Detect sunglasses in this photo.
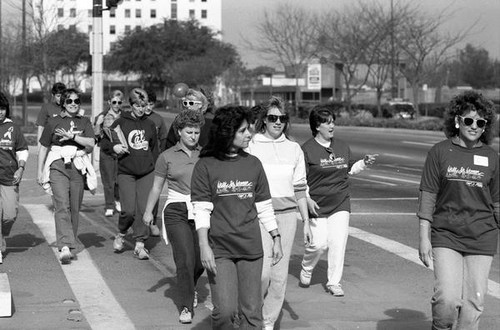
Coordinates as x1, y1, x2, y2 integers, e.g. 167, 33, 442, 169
111, 100, 122, 105
65, 98, 81, 105
266, 114, 289, 123
459, 116, 487, 128
182, 100, 202, 107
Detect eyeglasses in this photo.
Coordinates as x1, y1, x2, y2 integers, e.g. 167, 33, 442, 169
65, 98, 81, 105
111, 100, 122, 105
266, 114, 289, 123
459, 116, 487, 128
182, 100, 202, 107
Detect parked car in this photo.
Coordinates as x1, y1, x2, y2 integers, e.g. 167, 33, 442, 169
383, 100, 416, 119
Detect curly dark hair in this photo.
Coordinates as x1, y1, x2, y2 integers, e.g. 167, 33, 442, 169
173, 109, 205, 132
0, 92, 10, 118
200, 105, 252, 160
254, 96, 290, 136
443, 90, 496, 145
309, 104, 336, 137
51, 82, 66, 95
59, 88, 82, 111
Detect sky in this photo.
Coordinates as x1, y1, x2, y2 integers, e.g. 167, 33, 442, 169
221, 0, 500, 68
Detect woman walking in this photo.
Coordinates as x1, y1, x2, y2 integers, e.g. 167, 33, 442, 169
246, 96, 309, 330
191, 105, 283, 329
418, 91, 499, 330
143, 110, 205, 324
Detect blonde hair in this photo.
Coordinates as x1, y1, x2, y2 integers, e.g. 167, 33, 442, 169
184, 89, 209, 113
109, 89, 124, 100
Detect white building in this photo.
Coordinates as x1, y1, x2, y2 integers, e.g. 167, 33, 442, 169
38, 0, 222, 54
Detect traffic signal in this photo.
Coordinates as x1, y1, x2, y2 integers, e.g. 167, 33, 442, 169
105, 0, 123, 9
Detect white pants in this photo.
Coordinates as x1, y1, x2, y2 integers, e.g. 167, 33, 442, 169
301, 211, 349, 286
260, 211, 297, 329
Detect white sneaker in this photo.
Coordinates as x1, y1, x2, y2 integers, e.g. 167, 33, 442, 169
114, 201, 121, 213
113, 233, 125, 252
299, 268, 312, 287
59, 246, 73, 264
327, 284, 344, 297
179, 307, 192, 324
193, 290, 198, 308
134, 242, 149, 260
0, 251, 3, 264
105, 209, 114, 217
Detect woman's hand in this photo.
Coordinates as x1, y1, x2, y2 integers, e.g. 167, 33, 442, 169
303, 221, 313, 247
363, 154, 379, 165
419, 237, 433, 268
55, 128, 74, 141
271, 237, 283, 266
143, 212, 154, 226
113, 144, 129, 155
306, 197, 319, 217
200, 244, 217, 275
12, 167, 24, 185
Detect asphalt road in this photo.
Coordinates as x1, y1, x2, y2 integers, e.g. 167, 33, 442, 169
1, 112, 499, 329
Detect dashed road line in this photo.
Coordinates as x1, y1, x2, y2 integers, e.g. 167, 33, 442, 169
24, 204, 136, 330
349, 225, 500, 299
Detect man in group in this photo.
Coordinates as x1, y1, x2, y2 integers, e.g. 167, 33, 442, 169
36, 82, 66, 150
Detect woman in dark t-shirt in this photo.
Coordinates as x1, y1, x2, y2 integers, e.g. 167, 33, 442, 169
418, 91, 499, 329
191, 105, 283, 329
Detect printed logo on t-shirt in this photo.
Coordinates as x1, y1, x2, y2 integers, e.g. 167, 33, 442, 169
127, 129, 149, 150
216, 180, 254, 199
320, 156, 348, 169
69, 120, 83, 137
0, 126, 14, 150
446, 165, 484, 188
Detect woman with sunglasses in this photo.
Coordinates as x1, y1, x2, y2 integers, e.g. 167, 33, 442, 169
246, 96, 309, 330
94, 90, 124, 217
166, 88, 212, 149
191, 105, 283, 329
418, 91, 499, 330
101, 88, 159, 260
37, 88, 95, 264
299, 105, 377, 297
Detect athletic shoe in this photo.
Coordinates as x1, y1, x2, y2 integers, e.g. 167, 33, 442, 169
115, 201, 121, 213
179, 307, 192, 324
113, 233, 125, 252
59, 246, 73, 264
0, 251, 3, 264
327, 284, 344, 297
134, 242, 149, 260
149, 224, 160, 237
299, 268, 311, 287
193, 291, 198, 308
105, 209, 114, 217
1, 237, 6, 253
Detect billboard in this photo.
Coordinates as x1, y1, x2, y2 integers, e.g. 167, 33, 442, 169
307, 64, 321, 90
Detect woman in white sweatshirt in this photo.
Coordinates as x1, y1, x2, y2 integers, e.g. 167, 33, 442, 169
246, 96, 310, 330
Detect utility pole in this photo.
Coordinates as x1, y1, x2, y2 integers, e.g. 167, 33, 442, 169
390, 0, 396, 99
92, 0, 104, 123
22, 0, 27, 126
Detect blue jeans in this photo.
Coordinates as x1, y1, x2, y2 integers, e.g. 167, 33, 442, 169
431, 247, 493, 330
49, 160, 85, 250
209, 257, 263, 329
164, 203, 204, 312
99, 150, 119, 210
117, 172, 153, 242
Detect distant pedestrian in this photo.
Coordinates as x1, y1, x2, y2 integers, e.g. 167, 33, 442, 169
143, 109, 205, 324
36, 82, 66, 150
101, 88, 159, 260
37, 88, 96, 264
246, 96, 309, 330
418, 91, 499, 330
94, 90, 123, 217
299, 105, 377, 296
0, 92, 29, 264
165, 88, 212, 148
191, 105, 283, 329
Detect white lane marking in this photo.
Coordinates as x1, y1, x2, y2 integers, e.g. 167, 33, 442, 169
350, 176, 397, 186
351, 197, 418, 201
402, 141, 435, 147
349, 225, 500, 299
368, 174, 421, 185
381, 164, 422, 172
24, 204, 135, 330
381, 153, 413, 159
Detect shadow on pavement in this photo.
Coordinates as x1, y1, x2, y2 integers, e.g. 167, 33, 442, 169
376, 308, 431, 330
